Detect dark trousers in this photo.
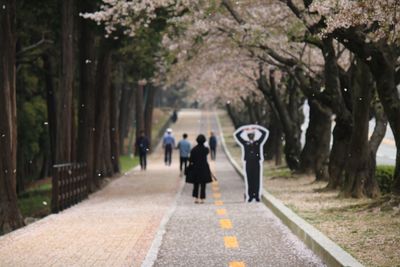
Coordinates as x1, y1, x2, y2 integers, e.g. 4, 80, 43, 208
210, 147, 216, 160
139, 152, 147, 170
180, 157, 189, 172
164, 144, 172, 165
192, 183, 206, 199
245, 161, 260, 200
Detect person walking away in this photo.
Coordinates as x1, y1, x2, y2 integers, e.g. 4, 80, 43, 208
171, 109, 178, 123
163, 128, 175, 166
209, 131, 218, 160
186, 134, 212, 204
234, 125, 268, 202
135, 130, 150, 170
177, 133, 191, 176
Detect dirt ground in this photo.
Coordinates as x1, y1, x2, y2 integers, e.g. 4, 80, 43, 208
218, 111, 400, 267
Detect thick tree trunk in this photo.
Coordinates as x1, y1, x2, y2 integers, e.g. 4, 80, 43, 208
331, 30, 400, 195
56, 0, 74, 163
0, 0, 24, 233
342, 61, 380, 198
144, 85, 157, 149
42, 53, 57, 166
226, 103, 240, 129
135, 83, 145, 155
369, 49, 400, 195
300, 100, 331, 180
322, 38, 353, 190
77, 0, 96, 191
93, 40, 112, 183
110, 84, 120, 173
327, 120, 352, 189
102, 94, 113, 177
268, 71, 301, 170
118, 84, 135, 154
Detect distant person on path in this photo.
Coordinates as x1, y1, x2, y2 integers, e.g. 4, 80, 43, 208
135, 130, 150, 170
186, 134, 213, 204
209, 131, 217, 160
163, 128, 175, 166
176, 133, 191, 176
171, 109, 178, 123
234, 125, 269, 202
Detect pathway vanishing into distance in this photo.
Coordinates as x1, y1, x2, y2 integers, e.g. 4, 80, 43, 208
0, 109, 325, 267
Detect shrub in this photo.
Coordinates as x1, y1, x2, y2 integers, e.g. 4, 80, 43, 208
375, 165, 395, 194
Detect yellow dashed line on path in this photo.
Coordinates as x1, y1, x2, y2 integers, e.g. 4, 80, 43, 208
220, 219, 233, 229
213, 193, 222, 199
229, 262, 246, 267
224, 236, 239, 248
215, 200, 224, 206
216, 209, 227, 216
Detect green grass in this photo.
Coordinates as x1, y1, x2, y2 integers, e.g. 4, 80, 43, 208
18, 182, 52, 218
119, 155, 140, 173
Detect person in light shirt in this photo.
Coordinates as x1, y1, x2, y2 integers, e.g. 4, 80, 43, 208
163, 128, 175, 166
176, 133, 191, 176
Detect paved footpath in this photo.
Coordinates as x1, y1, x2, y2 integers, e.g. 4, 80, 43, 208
0, 109, 325, 267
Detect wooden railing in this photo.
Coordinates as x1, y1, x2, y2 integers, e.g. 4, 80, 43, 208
51, 163, 88, 213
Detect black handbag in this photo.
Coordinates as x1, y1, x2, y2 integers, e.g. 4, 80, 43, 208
185, 163, 194, 183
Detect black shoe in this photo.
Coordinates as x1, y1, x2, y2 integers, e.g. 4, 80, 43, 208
248, 198, 254, 203
255, 197, 260, 202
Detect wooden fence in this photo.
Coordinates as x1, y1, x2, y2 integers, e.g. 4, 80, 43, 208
51, 163, 88, 213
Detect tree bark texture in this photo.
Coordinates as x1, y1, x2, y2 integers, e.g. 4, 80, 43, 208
110, 84, 120, 173
118, 84, 135, 154
42, 53, 57, 166
342, 60, 380, 198
299, 100, 331, 181
144, 85, 157, 149
77, 1, 96, 191
135, 83, 145, 155
93, 40, 112, 184
0, 0, 24, 234
56, 0, 74, 164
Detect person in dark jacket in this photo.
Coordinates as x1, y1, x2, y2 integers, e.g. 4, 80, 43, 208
186, 134, 212, 204
135, 130, 150, 170
234, 125, 268, 202
209, 131, 217, 160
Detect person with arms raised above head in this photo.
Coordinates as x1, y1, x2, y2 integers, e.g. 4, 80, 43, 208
234, 124, 269, 202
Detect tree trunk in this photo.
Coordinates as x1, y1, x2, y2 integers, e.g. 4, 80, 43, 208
322, 38, 353, 190
56, 0, 75, 164
118, 84, 135, 154
77, 0, 96, 191
226, 103, 240, 129
102, 93, 113, 177
144, 85, 157, 149
342, 60, 380, 198
135, 83, 145, 155
42, 53, 57, 166
93, 40, 112, 183
369, 49, 400, 195
268, 71, 301, 170
327, 119, 352, 190
110, 84, 120, 173
0, 0, 24, 233
299, 100, 331, 180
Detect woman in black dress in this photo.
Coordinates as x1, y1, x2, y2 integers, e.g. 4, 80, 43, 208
186, 134, 212, 203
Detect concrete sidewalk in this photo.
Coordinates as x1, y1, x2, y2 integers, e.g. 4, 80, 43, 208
151, 110, 325, 267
